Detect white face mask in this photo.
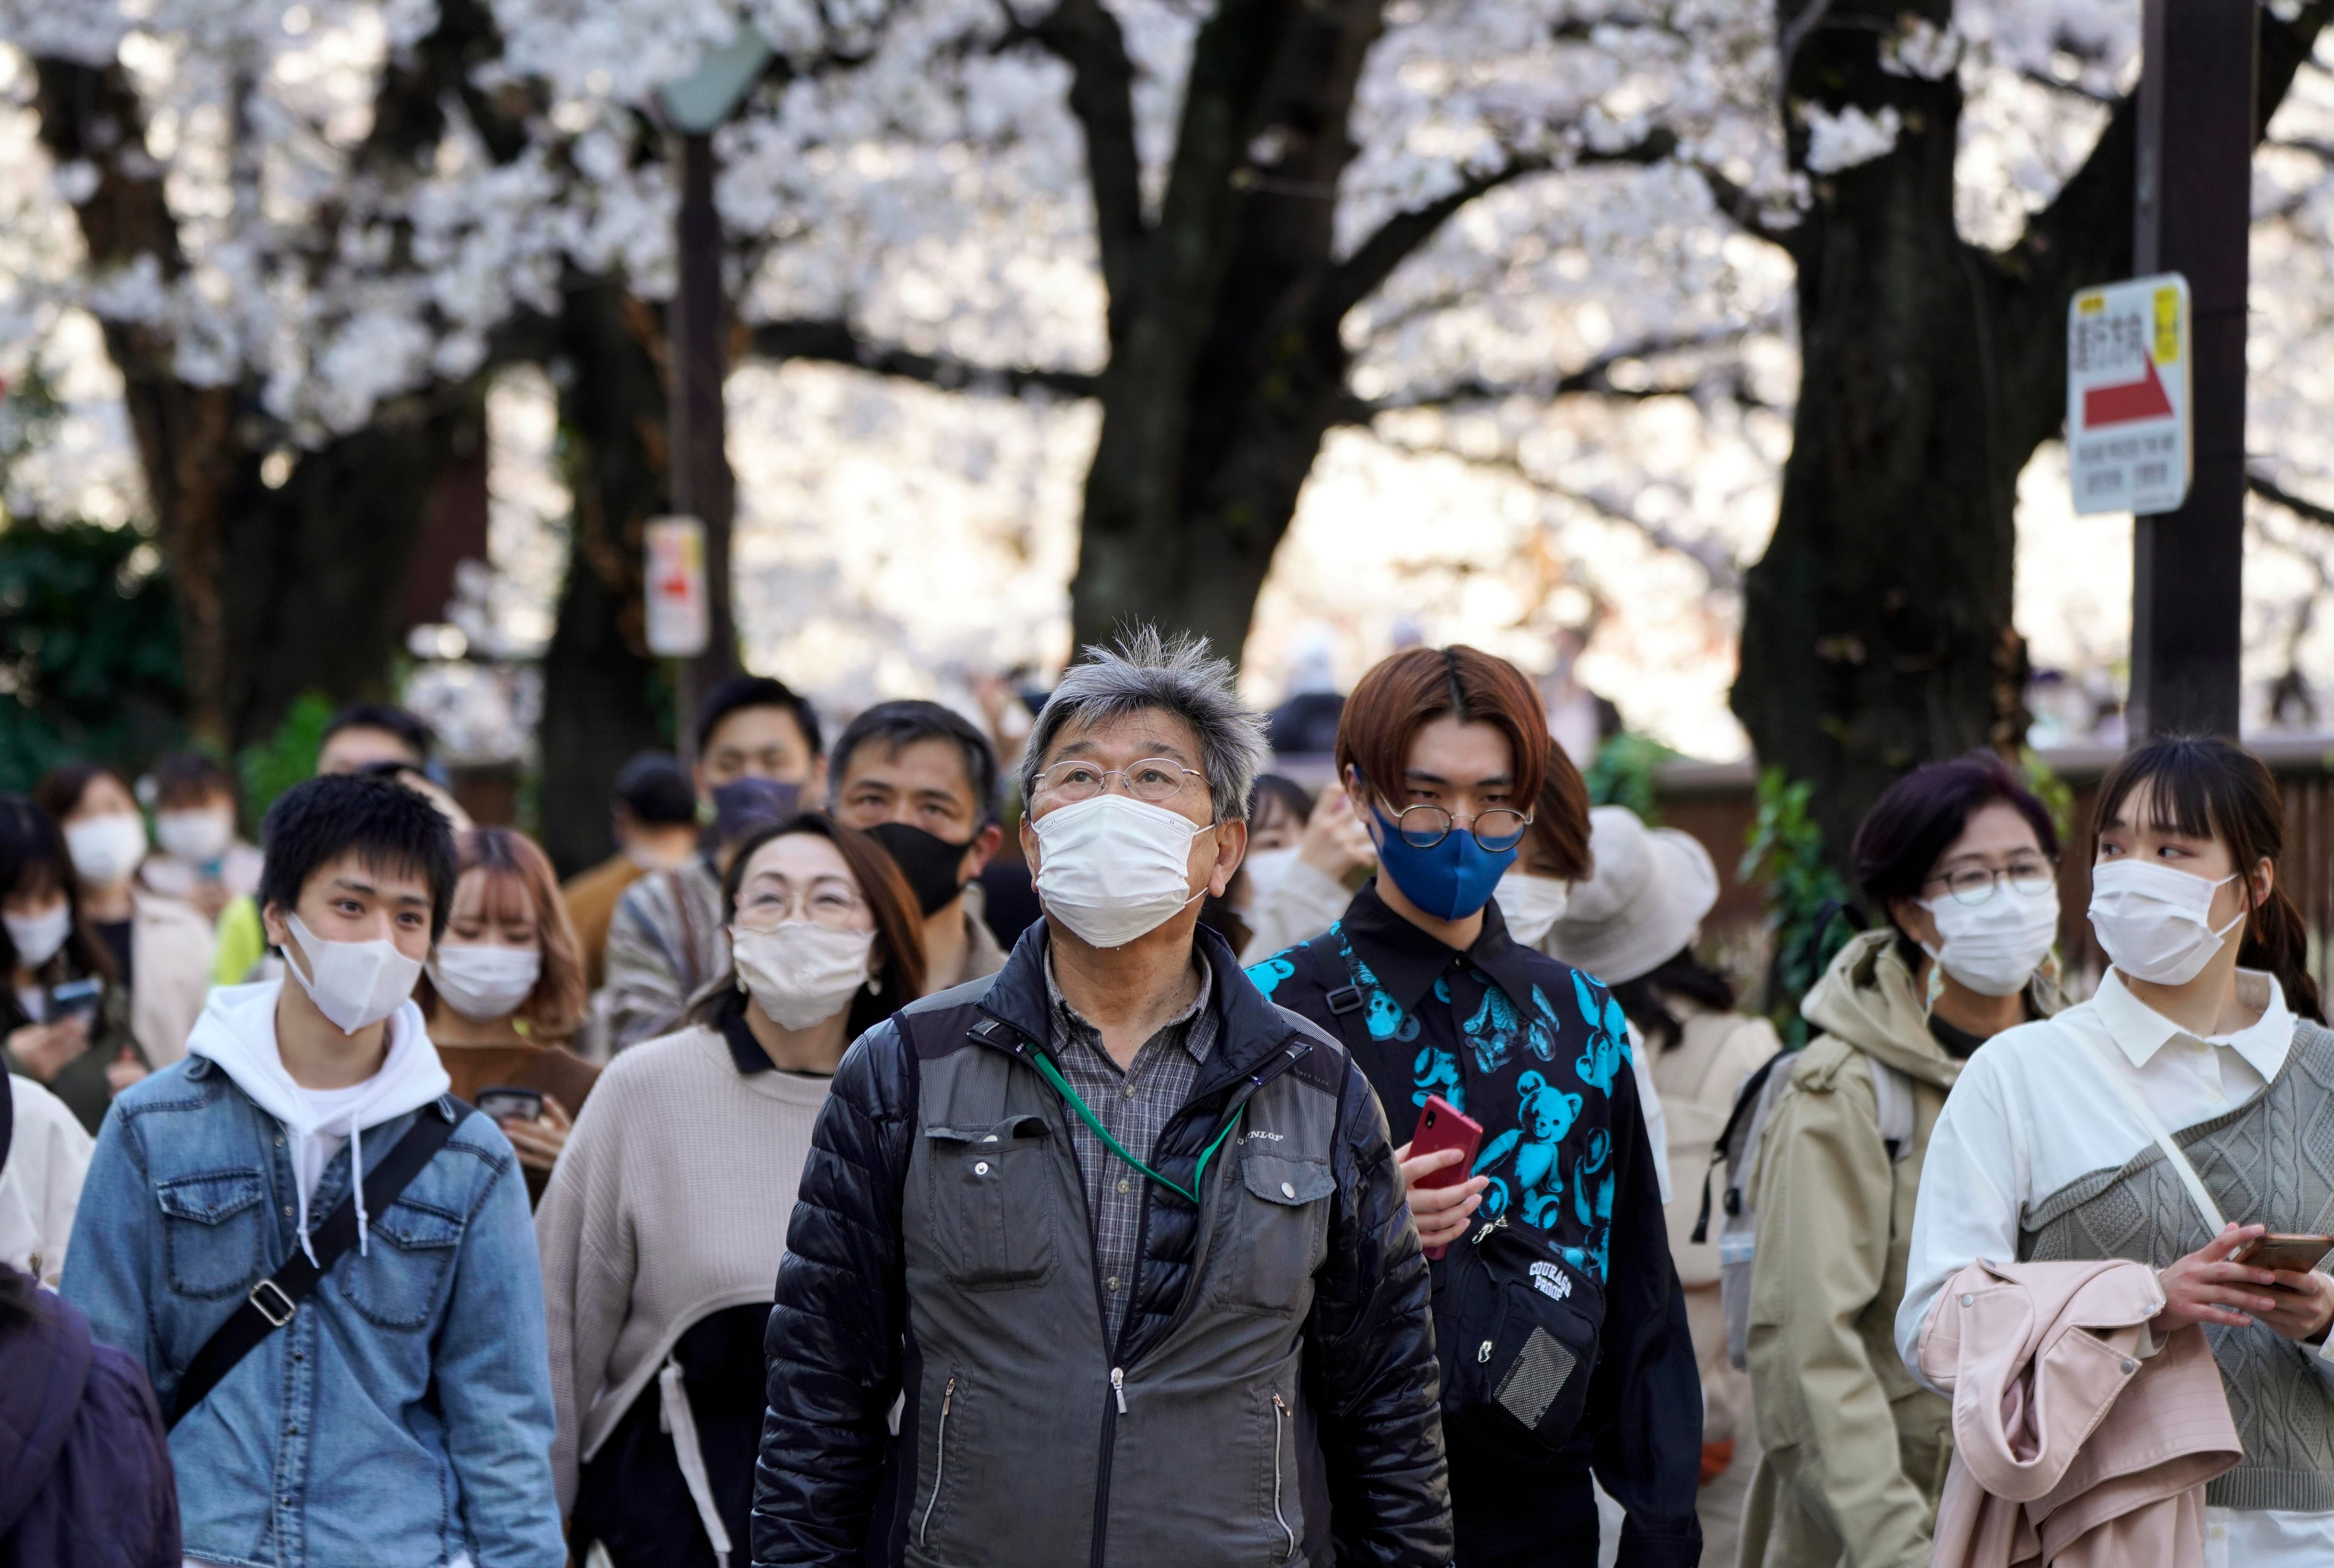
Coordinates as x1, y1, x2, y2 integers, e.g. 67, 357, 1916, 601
1921, 882, 2060, 998
1496, 870, 1572, 948
2088, 859, 2246, 987
428, 944, 542, 1022
283, 910, 425, 1035
155, 809, 234, 865
1242, 846, 1300, 903
1031, 793, 1212, 950
65, 813, 147, 887
732, 922, 874, 1031
4, 903, 72, 968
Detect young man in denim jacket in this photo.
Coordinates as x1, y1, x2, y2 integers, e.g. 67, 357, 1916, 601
63, 773, 562, 1568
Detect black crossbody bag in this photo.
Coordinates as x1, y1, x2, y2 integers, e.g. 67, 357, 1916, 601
168, 1097, 467, 1429
1299, 931, 1602, 1455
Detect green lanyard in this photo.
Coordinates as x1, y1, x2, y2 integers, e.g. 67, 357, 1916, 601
1027, 1048, 1244, 1205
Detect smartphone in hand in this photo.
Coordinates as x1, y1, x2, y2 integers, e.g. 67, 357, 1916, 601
1412, 1095, 1484, 1260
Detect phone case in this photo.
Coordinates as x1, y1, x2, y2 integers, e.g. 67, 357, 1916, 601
1412, 1095, 1484, 1190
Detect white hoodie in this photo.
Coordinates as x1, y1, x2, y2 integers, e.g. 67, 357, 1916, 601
185, 980, 451, 1262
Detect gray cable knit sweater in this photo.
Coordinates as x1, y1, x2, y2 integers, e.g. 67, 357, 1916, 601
2023, 1019, 2334, 1512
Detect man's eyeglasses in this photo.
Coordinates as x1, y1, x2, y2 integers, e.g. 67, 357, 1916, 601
1383, 803, 1533, 853
1927, 861, 2057, 904
1033, 759, 1206, 806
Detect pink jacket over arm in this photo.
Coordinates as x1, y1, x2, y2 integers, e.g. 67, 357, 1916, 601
1916, 1258, 2240, 1568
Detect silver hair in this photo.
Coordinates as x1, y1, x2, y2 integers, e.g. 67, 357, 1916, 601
1021, 626, 1270, 821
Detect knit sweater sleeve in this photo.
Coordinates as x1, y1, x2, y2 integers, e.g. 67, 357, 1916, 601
536, 1045, 640, 1515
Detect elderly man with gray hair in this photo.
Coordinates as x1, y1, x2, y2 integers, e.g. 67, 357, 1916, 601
755, 628, 1451, 1568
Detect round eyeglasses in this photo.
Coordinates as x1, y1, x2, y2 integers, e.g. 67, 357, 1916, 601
1383, 803, 1533, 853
1929, 861, 2057, 904
733, 879, 871, 932
1033, 758, 1205, 806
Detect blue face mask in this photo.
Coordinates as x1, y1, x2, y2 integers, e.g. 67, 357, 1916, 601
1371, 806, 1518, 922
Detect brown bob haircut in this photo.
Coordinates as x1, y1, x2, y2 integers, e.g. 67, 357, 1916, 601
1523, 738, 1594, 882
692, 812, 928, 1040
1336, 646, 1551, 814
421, 826, 589, 1038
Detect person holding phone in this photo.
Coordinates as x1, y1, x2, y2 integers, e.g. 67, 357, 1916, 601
1248, 646, 1701, 1567
1, 795, 146, 1134
539, 813, 925, 1568
1898, 736, 2334, 1564
421, 827, 599, 1204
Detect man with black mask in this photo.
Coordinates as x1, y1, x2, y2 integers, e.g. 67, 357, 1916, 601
829, 700, 1006, 990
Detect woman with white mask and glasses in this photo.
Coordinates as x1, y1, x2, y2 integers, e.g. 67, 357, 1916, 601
1897, 737, 2334, 1566
421, 827, 598, 1204
538, 813, 925, 1568
33, 764, 213, 1090
1226, 773, 1378, 966
1740, 751, 2067, 1568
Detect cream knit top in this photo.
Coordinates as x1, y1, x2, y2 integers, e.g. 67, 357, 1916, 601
535, 1022, 832, 1511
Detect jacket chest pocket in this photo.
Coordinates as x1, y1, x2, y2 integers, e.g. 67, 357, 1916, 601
156, 1170, 267, 1299
335, 1199, 465, 1330
922, 1117, 1057, 1291
1207, 1154, 1334, 1317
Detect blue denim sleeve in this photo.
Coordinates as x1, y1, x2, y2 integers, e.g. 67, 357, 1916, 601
434, 1116, 565, 1567
60, 1105, 166, 1398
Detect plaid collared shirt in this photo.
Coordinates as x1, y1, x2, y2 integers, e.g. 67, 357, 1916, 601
1044, 948, 1218, 1351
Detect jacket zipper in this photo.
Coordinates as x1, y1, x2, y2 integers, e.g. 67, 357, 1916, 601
918, 1376, 956, 1547
969, 1021, 1314, 1568
1271, 1392, 1294, 1562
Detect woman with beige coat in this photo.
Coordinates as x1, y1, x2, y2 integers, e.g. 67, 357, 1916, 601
1740, 753, 2067, 1568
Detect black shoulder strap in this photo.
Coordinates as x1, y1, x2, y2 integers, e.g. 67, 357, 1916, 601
1300, 929, 1373, 1057
168, 1097, 468, 1429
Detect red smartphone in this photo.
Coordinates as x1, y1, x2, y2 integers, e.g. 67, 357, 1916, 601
1410, 1095, 1485, 1260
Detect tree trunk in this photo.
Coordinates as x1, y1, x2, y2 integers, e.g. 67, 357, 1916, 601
535, 281, 674, 876
1730, 0, 2327, 874
1730, 1, 2019, 865
1062, 0, 1383, 663
216, 397, 478, 747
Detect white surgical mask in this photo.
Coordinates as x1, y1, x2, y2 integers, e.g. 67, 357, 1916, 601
1921, 882, 2059, 998
284, 911, 424, 1035
732, 922, 874, 1030
1032, 793, 1210, 949
1242, 846, 1300, 903
155, 809, 234, 866
65, 813, 147, 887
4, 903, 72, 968
1496, 871, 1572, 948
428, 944, 542, 1021
2088, 859, 2246, 987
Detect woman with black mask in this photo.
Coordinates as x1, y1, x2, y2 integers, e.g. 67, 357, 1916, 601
1248, 645, 1702, 1567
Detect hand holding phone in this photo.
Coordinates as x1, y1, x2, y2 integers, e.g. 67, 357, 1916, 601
1402, 1096, 1487, 1260
476, 1086, 545, 1123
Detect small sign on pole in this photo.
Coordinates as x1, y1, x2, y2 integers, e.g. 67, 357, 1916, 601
2067, 273, 2192, 516
645, 516, 710, 658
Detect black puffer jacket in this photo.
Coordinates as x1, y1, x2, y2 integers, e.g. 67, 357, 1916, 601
753, 921, 1450, 1568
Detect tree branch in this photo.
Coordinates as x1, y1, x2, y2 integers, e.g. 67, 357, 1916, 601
1689, 160, 1799, 251
1369, 432, 1744, 591
1017, 0, 1147, 318
1319, 128, 1678, 327
2250, 469, 2334, 530
1341, 324, 1762, 419
746, 317, 1100, 399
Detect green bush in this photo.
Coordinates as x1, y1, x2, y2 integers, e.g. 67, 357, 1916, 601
0, 521, 185, 792
1739, 766, 1858, 1048
236, 692, 336, 830
1584, 731, 1681, 823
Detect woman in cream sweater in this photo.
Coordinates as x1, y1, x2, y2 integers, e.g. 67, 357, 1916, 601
538, 813, 926, 1568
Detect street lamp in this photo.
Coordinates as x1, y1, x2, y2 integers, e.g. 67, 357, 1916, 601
655, 25, 770, 759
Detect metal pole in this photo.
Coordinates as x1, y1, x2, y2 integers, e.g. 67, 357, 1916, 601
668, 128, 738, 758
2127, 0, 2253, 740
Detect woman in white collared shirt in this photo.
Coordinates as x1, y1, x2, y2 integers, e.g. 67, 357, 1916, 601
1898, 735, 2334, 1565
